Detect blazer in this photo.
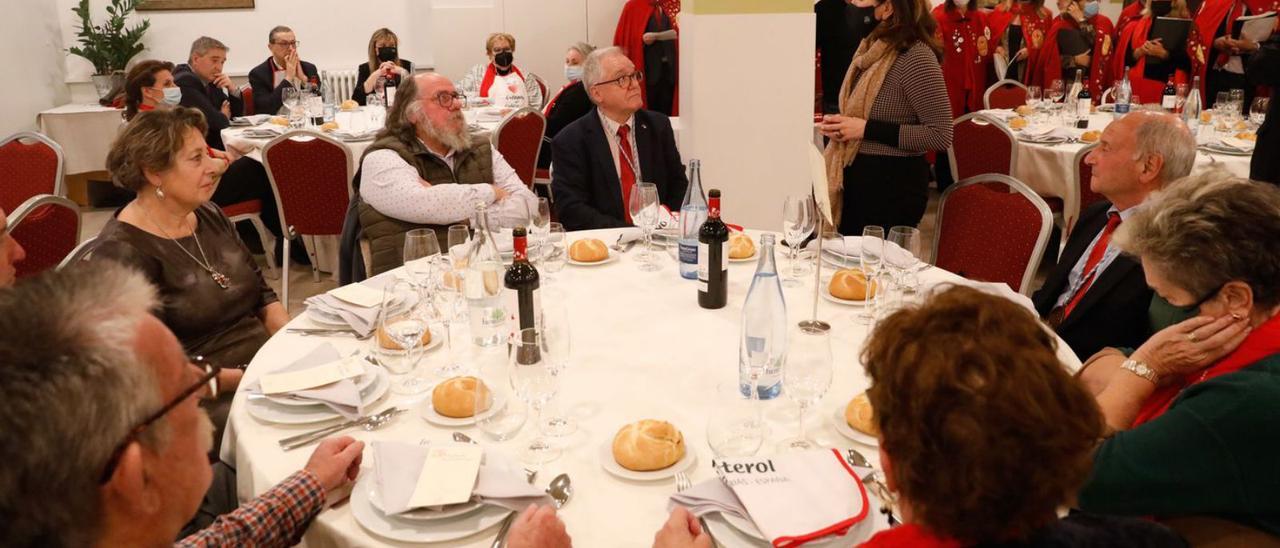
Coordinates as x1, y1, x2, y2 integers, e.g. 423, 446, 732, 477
550, 108, 688, 231
352, 58, 413, 106
248, 57, 320, 116
1031, 201, 1153, 361
173, 63, 242, 151
539, 81, 592, 169
1248, 35, 1280, 186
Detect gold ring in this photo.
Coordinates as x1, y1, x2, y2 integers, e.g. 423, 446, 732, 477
1187, 332, 1199, 343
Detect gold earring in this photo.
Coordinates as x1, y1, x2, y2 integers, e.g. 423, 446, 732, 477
155, 186, 165, 200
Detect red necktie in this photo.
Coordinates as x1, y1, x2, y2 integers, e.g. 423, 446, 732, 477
1061, 212, 1122, 319
617, 124, 638, 224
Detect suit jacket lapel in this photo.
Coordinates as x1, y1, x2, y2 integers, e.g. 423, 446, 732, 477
1059, 255, 1140, 331
584, 111, 624, 217
1036, 208, 1107, 313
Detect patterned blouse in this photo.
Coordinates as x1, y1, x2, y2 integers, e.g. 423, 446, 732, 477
854, 41, 955, 157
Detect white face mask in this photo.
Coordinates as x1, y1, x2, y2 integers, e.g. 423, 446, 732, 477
564, 65, 583, 82
951, 0, 968, 7
161, 86, 183, 106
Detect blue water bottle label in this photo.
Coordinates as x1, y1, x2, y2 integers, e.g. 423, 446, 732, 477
1115, 103, 1130, 114
679, 241, 697, 264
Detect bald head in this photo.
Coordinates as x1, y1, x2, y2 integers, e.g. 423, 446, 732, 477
1085, 111, 1196, 210
1126, 111, 1196, 183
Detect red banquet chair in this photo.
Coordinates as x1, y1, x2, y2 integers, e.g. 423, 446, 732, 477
0, 132, 65, 214
222, 198, 277, 278
933, 174, 1053, 295
491, 107, 547, 190
1069, 143, 1105, 236
8, 194, 80, 279
949, 113, 1018, 182
262, 131, 353, 311
529, 73, 549, 109
984, 79, 1029, 110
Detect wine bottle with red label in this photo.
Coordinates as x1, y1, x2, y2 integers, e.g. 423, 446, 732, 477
698, 189, 729, 309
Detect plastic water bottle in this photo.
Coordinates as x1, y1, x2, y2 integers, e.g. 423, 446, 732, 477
739, 234, 786, 400
1114, 68, 1132, 118
678, 159, 708, 280
465, 203, 505, 347
1183, 76, 1203, 137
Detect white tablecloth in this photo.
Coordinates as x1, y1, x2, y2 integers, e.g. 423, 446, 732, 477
223, 228, 1082, 547
36, 103, 124, 175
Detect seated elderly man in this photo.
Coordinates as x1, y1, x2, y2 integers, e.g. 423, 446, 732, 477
1031, 111, 1196, 361
354, 72, 537, 275
0, 264, 572, 547
173, 36, 241, 150
0, 207, 26, 287
248, 25, 320, 116
550, 46, 688, 231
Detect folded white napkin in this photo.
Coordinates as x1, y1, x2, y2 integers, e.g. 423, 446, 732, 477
245, 344, 364, 419
371, 440, 552, 515
1217, 136, 1256, 152
330, 128, 377, 140
804, 236, 920, 269
242, 125, 285, 138
1020, 125, 1077, 142
232, 114, 272, 125
670, 449, 874, 546
981, 108, 1019, 122
303, 292, 381, 336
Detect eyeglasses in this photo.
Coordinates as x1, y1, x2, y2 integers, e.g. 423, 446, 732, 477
97, 356, 221, 484
593, 71, 644, 89
431, 91, 466, 107
272, 40, 299, 47
491, 47, 513, 54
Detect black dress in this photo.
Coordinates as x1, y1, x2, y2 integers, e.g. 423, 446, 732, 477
539, 81, 592, 169
352, 59, 414, 105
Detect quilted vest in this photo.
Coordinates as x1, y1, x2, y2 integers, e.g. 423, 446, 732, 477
356, 133, 493, 275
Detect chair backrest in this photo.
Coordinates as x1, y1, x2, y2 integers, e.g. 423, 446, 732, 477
491, 107, 547, 189
1067, 143, 1105, 235
984, 79, 1029, 110
0, 132, 65, 213
58, 235, 98, 270
240, 84, 255, 116
529, 73, 549, 108
262, 131, 353, 237
933, 174, 1053, 295
948, 113, 1018, 182
8, 194, 80, 279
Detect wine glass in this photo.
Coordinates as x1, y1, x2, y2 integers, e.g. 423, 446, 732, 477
858, 226, 885, 324
527, 197, 551, 263
1027, 85, 1043, 122
1251, 97, 1269, 128
541, 222, 567, 283
378, 280, 431, 395
509, 328, 561, 464
431, 259, 466, 378
629, 182, 661, 271
282, 86, 301, 113
1048, 79, 1065, 108
887, 226, 922, 294
447, 224, 470, 270
475, 335, 527, 442
782, 195, 817, 287
707, 382, 764, 458
403, 229, 441, 293
779, 326, 833, 451
1229, 89, 1245, 115
538, 304, 576, 437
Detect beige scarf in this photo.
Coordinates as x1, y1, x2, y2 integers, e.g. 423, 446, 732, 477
823, 39, 899, 225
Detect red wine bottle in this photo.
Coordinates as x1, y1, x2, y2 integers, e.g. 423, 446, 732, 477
504, 227, 540, 334
698, 189, 729, 309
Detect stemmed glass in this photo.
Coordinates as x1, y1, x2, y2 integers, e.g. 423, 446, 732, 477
403, 229, 441, 294
886, 226, 922, 294
1027, 85, 1043, 123
528, 198, 552, 263
509, 328, 561, 464
858, 226, 885, 324
539, 304, 576, 437
431, 258, 466, 378
1251, 97, 1269, 128
1048, 79, 1065, 118
782, 195, 817, 287
541, 222, 567, 283
779, 326, 833, 451
1229, 89, 1245, 116
447, 224, 470, 270
378, 280, 431, 395
707, 382, 764, 458
628, 182, 661, 271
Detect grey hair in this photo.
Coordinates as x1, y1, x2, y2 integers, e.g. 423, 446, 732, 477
188, 36, 228, 62
268, 25, 293, 43
1114, 170, 1280, 307
0, 263, 164, 546
567, 41, 596, 61
581, 46, 628, 92
1129, 112, 1196, 184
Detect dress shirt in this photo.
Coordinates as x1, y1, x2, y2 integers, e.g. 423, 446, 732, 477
270, 57, 288, 89
597, 110, 642, 182
176, 470, 323, 547
1053, 204, 1142, 308
359, 140, 536, 227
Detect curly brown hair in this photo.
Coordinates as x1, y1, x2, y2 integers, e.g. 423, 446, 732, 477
862, 285, 1104, 543
106, 107, 208, 192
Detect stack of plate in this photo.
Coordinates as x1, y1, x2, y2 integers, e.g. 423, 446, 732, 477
351, 463, 511, 542
245, 366, 390, 424
305, 290, 417, 329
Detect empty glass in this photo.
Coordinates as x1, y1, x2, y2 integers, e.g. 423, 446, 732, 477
1048, 79, 1065, 111
1229, 89, 1245, 115
431, 261, 466, 378
857, 226, 885, 324
538, 304, 577, 437
782, 195, 817, 287
541, 222, 567, 283
887, 226, 922, 293
707, 382, 764, 458
629, 182, 661, 270
378, 280, 431, 395
1251, 97, 1269, 128
447, 224, 470, 270
778, 326, 833, 451
403, 229, 441, 293
509, 328, 561, 464
528, 198, 552, 262
475, 343, 527, 442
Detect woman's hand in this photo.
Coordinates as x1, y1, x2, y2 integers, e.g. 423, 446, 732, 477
1131, 314, 1251, 382
1073, 52, 1091, 67
1144, 39, 1169, 60
1014, 47, 1029, 62
817, 114, 867, 142
1065, 2, 1085, 21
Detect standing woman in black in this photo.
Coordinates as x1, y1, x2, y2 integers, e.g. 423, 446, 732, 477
819, 0, 953, 234
353, 28, 414, 105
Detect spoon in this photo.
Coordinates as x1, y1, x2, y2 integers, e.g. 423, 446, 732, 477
491, 474, 571, 547
453, 431, 476, 444
845, 449, 900, 525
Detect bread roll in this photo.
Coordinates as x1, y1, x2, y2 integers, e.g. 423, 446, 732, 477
1015, 105, 1033, 116
569, 239, 609, 262
432, 376, 491, 419
1009, 117, 1029, 130
829, 269, 877, 301
845, 393, 879, 436
376, 324, 432, 350
269, 116, 288, 126
340, 99, 359, 111
320, 121, 338, 132
1080, 130, 1101, 143
1236, 132, 1257, 142
729, 232, 755, 259
612, 420, 685, 471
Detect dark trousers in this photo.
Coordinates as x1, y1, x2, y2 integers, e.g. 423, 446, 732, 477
178, 461, 239, 539
838, 153, 931, 235
646, 78, 675, 116
213, 157, 282, 240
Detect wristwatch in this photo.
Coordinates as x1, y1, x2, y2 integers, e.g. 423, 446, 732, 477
1121, 358, 1159, 384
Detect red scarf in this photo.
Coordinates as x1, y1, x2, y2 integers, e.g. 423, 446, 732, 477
1132, 313, 1280, 427
859, 523, 964, 548
613, 0, 681, 114
478, 63, 524, 98
543, 82, 576, 117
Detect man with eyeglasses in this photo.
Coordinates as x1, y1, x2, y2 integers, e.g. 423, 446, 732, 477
349, 73, 538, 276
248, 25, 320, 116
550, 47, 688, 231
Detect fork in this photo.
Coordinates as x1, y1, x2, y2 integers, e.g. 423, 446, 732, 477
674, 472, 716, 546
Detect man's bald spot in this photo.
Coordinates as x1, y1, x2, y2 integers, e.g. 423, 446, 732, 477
414, 73, 454, 97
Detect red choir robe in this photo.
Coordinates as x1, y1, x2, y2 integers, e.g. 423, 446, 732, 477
613, 0, 680, 115
1193, 0, 1249, 94
989, 4, 1055, 84
1116, 1, 1145, 36
1110, 15, 1194, 103
1035, 14, 1117, 101
934, 3, 994, 115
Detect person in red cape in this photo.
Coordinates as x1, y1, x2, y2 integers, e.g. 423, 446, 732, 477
1196, 0, 1260, 108
1076, 174, 1280, 537
1034, 0, 1116, 100
989, 0, 1054, 83
934, 0, 993, 115
1116, 0, 1145, 36
614, 0, 680, 116
1109, 0, 1195, 104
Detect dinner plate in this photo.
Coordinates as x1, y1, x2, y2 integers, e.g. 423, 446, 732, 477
1200, 143, 1253, 156
367, 482, 484, 522
832, 407, 880, 447
263, 366, 380, 407
419, 392, 509, 426
373, 325, 445, 357
1018, 135, 1069, 145
351, 477, 509, 543
820, 284, 870, 307
707, 484, 888, 546
597, 441, 696, 481
729, 252, 758, 263
245, 366, 390, 425
567, 250, 619, 266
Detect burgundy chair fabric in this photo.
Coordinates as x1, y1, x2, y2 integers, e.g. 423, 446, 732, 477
935, 178, 1049, 294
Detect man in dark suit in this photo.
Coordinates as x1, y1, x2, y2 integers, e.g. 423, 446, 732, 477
550, 46, 687, 231
1032, 111, 1197, 361
173, 36, 240, 151
1248, 34, 1280, 186
816, 0, 875, 114
248, 25, 320, 116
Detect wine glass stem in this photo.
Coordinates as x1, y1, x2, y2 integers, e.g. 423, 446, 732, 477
531, 402, 545, 447
797, 403, 808, 442
749, 372, 760, 403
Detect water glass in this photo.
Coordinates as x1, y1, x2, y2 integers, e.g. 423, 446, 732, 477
857, 226, 885, 324
509, 328, 561, 464
431, 262, 466, 378
528, 197, 552, 262
447, 224, 471, 270
474, 344, 527, 442
378, 280, 431, 395
887, 226, 922, 293
541, 223, 567, 283
538, 304, 577, 437
628, 182, 661, 270
1251, 97, 1269, 127
1048, 79, 1065, 108
403, 229, 441, 292
707, 383, 764, 458
779, 326, 833, 451
1229, 89, 1245, 115
782, 195, 817, 287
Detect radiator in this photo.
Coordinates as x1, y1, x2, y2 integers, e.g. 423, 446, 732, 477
321, 69, 358, 103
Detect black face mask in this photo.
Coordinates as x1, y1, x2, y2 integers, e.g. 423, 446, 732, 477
1151, 0, 1173, 16
377, 46, 398, 63
494, 51, 514, 68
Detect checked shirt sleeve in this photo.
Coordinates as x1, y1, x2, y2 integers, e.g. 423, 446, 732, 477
175, 470, 325, 548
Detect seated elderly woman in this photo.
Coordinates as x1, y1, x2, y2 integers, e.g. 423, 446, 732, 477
1077, 172, 1280, 538
654, 286, 1183, 547
90, 108, 288, 443
457, 32, 543, 108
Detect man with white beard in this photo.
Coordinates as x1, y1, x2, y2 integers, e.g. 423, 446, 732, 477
354, 73, 537, 275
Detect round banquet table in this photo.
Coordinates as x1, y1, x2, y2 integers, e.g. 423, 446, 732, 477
223, 228, 1084, 547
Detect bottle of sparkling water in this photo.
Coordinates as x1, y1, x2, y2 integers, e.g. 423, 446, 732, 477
465, 203, 505, 347
1114, 67, 1133, 117
678, 159, 708, 280
739, 234, 786, 400
1183, 76, 1203, 137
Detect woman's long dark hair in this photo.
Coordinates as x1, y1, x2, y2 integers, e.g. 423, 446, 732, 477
123, 60, 175, 121
869, 0, 943, 57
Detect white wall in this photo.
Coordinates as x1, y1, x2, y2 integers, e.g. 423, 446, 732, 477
0, 1, 70, 135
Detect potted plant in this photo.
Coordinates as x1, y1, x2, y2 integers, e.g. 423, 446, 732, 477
68, 0, 150, 101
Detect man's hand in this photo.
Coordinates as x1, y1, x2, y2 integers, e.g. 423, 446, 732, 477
492, 184, 510, 202
220, 100, 232, 119
506, 504, 571, 548
652, 507, 712, 548
304, 437, 364, 500
211, 73, 234, 92
287, 51, 305, 82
